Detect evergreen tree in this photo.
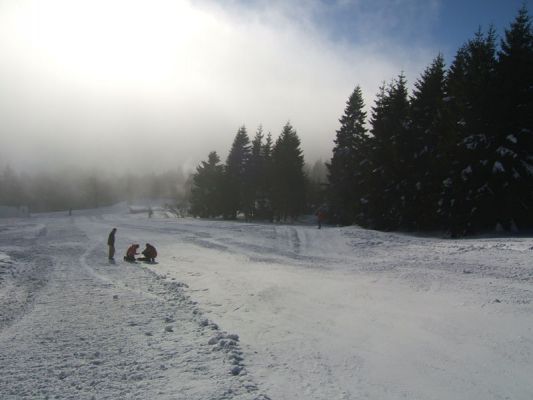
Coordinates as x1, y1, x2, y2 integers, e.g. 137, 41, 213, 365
440, 28, 498, 235
262, 132, 273, 160
327, 85, 368, 225
271, 122, 306, 221
307, 159, 328, 210
246, 125, 265, 219
492, 6, 533, 229
366, 75, 410, 230
407, 54, 447, 229
224, 126, 251, 219
246, 125, 278, 220
0, 165, 25, 207
258, 132, 275, 220
364, 84, 386, 228
190, 151, 224, 218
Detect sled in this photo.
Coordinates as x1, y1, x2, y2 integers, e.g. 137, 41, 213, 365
137, 258, 158, 265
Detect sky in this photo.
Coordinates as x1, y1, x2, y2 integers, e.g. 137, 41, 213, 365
0, 0, 530, 175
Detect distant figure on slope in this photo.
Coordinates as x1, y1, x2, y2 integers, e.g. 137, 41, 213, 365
107, 228, 117, 260
138, 243, 157, 263
315, 206, 327, 229
124, 244, 140, 262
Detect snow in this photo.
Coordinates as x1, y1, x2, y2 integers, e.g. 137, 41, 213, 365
1, 205, 533, 399
496, 146, 516, 158
506, 134, 518, 144
522, 160, 533, 176
461, 165, 472, 180
493, 161, 505, 173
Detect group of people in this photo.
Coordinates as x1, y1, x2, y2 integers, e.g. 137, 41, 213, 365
107, 228, 158, 263
124, 242, 157, 263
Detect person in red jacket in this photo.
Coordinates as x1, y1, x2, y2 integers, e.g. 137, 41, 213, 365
315, 206, 327, 229
138, 243, 157, 263
124, 244, 139, 262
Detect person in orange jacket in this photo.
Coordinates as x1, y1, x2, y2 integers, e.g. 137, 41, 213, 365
124, 244, 140, 262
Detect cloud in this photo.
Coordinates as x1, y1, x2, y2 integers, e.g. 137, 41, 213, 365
0, 0, 438, 173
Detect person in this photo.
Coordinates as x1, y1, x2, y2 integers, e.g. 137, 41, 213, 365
138, 243, 157, 263
124, 244, 140, 262
315, 206, 327, 229
107, 228, 117, 260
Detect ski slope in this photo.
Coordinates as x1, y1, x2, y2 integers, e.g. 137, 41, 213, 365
1, 204, 532, 399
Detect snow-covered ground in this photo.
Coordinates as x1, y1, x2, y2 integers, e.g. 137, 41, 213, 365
1, 204, 532, 399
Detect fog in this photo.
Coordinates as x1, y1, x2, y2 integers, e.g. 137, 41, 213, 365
0, 0, 437, 174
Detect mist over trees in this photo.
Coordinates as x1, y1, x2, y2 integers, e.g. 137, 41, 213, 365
328, 7, 533, 235
0, 166, 190, 213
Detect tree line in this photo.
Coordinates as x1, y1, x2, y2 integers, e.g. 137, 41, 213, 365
0, 166, 189, 213
190, 123, 310, 221
328, 7, 533, 235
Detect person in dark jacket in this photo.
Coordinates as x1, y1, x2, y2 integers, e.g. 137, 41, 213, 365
138, 243, 157, 263
107, 228, 117, 260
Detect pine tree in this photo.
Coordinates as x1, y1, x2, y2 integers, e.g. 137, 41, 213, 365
366, 75, 410, 230
259, 132, 275, 220
407, 54, 447, 229
0, 165, 25, 207
327, 85, 368, 225
246, 125, 265, 219
224, 126, 251, 219
440, 28, 498, 235
492, 6, 533, 230
190, 151, 224, 218
271, 122, 306, 221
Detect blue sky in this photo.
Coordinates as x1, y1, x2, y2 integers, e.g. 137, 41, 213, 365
333, 0, 531, 61
224, 0, 532, 64
428, 0, 530, 56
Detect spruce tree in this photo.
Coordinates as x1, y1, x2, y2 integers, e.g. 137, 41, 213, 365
246, 125, 265, 219
259, 132, 275, 220
407, 55, 447, 229
366, 75, 410, 230
492, 6, 533, 230
440, 28, 498, 235
271, 122, 306, 221
0, 166, 25, 207
224, 126, 251, 219
327, 85, 368, 225
190, 151, 224, 218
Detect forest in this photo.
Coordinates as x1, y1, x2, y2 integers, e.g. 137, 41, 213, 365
190, 7, 533, 235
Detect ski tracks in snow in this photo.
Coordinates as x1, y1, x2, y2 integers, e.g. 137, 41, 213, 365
0, 218, 270, 399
